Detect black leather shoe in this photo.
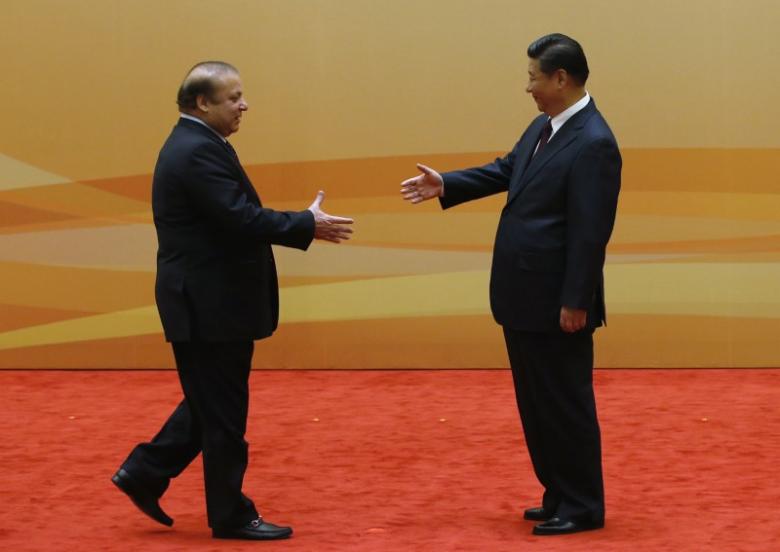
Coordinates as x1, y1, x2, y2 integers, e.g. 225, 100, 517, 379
523, 506, 554, 521
212, 518, 293, 540
532, 516, 604, 536
111, 468, 173, 527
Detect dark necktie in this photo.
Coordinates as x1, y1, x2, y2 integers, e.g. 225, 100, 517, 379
224, 140, 238, 159
535, 119, 553, 156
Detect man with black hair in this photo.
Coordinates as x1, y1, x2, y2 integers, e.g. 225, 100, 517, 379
112, 61, 353, 541
401, 34, 620, 536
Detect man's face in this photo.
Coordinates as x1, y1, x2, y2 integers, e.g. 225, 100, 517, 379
525, 58, 560, 116
200, 73, 248, 137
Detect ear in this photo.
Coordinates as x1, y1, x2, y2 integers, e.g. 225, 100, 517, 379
555, 69, 568, 89
195, 94, 210, 113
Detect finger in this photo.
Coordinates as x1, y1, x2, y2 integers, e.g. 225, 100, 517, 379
320, 225, 352, 237
315, 229, 343, 241
317, 236, 341, 243
330, 225, 353, 234
560, 314, 571, 332
416, 163, 434, 175
312, 190, 325, 209
400, 176, 420, 188
325, 229, 351, 241
323, 215, 354, 224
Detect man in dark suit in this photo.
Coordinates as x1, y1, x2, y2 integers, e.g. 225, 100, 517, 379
112, 61, 353, 541
401, 34, 620, 535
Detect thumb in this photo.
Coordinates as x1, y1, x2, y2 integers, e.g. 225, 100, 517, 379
312, 190, 325, 209
416, 163, 434, 176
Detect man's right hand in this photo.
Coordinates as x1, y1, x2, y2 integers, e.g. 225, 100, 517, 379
307, 191, 354, 243
400, 163, 443, 204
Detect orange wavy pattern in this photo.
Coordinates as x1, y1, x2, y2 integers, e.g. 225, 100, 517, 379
1, 149, 778, 368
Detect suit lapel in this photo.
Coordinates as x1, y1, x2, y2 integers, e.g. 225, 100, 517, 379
513, 116, 547, 179
223, 142, 262, 205
507, 100, 597, 205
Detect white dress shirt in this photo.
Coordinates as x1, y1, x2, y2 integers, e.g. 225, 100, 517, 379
548, 91, 591, 139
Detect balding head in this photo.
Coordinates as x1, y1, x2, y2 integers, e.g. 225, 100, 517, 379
176, 61, 248, 137
177, 61, 239, 111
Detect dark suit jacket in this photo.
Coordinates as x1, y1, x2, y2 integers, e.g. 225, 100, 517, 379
440, 99, 621, 332
152, 118, 315, 342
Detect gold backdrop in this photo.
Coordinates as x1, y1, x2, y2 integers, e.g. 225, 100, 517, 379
1, 0, 779, 368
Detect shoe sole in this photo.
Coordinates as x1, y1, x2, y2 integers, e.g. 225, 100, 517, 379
212, 531, 292, 540
532, 523, 604, 536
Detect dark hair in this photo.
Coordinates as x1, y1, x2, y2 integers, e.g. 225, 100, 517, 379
527, 33, 589, 85
176, 61, 238, 109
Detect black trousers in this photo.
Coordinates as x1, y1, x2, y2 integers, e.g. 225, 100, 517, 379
503, 326, 604, 523
122, 340, 258, 529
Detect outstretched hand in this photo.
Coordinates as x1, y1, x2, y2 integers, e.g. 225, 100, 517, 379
400, 163, 444, 204
308, 191, 354, 243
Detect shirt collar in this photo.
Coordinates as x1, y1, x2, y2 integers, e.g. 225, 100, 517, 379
179, 113, 227, 142
549, 91, 590, 137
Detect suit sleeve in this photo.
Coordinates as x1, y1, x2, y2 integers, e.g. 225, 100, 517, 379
184, 141, 315, 250
560, 137, 621, 309
439, 145, 517, 209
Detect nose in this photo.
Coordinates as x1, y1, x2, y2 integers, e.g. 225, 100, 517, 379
525, 82, 532, 94
240, 99, 248, 111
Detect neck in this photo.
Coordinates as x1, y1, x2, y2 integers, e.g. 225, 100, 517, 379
179, 112, 228, 140
182, 110, 209, 122
547, 89, 587, 117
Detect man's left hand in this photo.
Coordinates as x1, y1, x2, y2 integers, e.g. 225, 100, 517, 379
560, 306, 587, 333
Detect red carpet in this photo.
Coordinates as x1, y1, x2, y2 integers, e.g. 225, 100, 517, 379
1, 369, 779, 551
